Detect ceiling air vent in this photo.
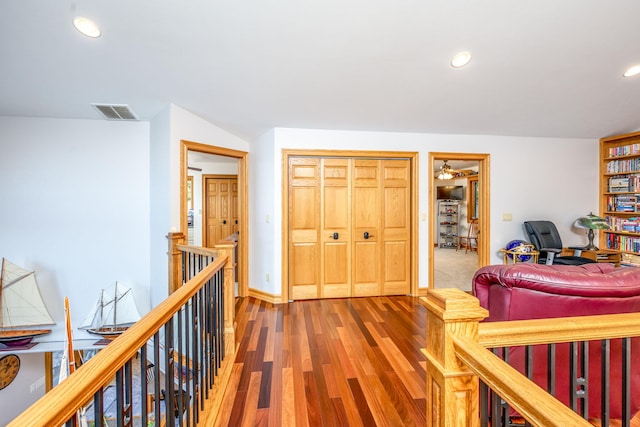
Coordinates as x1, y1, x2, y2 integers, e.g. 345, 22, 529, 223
91, 104, 139, 121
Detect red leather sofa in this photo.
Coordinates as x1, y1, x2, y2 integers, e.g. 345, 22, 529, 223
472, 263, 640, 419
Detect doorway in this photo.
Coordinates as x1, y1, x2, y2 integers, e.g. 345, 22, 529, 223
180, 140, 248, 297
428, 153, 490, 291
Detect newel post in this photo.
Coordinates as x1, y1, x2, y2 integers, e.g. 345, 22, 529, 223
215, 239, 237, 352
167, 231, 185, 294
421, 289, 488, 427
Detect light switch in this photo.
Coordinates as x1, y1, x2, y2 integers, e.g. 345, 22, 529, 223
503, 213, 513, 221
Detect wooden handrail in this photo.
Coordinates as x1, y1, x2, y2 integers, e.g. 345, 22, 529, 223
9, 256, 227, 427
453, 335, 591, 426
176, 243, 218, 257
423, 288, 640, 426
479, 312, 640, 347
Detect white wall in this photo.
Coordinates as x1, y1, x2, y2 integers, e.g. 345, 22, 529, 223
0, 116, 150, 424
149, 104, 250, 307
250, 127, 599, 296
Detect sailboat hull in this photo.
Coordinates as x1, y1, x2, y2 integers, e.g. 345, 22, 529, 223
0, 329, 51, 346
86, 326, 130, 341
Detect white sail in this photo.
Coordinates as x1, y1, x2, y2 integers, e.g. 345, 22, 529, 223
0, 258, 55, 328
79, 282, 141, 331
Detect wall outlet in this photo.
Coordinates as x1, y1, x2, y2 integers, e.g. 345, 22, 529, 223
266, 273, 270, 282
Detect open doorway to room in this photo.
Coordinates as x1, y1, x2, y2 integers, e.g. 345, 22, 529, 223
429, 153, 490, 292
180, 140, 248, 297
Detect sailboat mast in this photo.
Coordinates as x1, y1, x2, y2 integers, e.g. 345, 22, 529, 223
112, 283, 117, 332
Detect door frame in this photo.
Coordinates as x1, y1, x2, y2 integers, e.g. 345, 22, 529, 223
180, 140, 248, 297
428, 152, 490, 289
282, 149, 419, 301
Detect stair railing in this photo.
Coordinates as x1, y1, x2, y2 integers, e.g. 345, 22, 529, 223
422, 289, 640, 426
10, 232, 236, 427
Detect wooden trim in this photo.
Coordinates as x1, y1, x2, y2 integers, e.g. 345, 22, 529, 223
248, 287, 284, 304
180, 140, 249, 298
428, 152, 490, 289
281, 149, 419, 302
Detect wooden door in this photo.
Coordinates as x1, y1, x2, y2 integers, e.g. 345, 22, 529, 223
204, 176, 237, 247
321, 158, 351, 298
352, 160, 382, 296
381, 160, 410, 295
288, 156, 411, 299
288, 158, 321, 300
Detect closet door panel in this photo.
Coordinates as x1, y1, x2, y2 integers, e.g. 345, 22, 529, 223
352, 160, 382, 296
321, 159, 351, 298
381, 160, 410, 295
289, 158, 321, 300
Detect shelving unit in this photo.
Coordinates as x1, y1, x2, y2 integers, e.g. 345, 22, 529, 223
438, 201, 459, 249
600, 130, 640, 259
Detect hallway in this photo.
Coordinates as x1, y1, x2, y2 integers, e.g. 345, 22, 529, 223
215, 296, 427, 426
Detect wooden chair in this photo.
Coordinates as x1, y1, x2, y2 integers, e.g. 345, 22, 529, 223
457, 218, 478, 253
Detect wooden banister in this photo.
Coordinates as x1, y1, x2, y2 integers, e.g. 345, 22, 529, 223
9, 256, 228, 427
424, 288, 640, 426
420, 289, 488, 427
453, 336, 591, 426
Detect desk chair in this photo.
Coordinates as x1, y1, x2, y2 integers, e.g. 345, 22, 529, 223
523, 220, 595, 265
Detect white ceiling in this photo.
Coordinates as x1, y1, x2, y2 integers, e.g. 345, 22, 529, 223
2, 1, 640, 140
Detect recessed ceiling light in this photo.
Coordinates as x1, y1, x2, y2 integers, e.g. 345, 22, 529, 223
623, 64, 640, 78
451, 51, 472, 68
73, 17, 101, 38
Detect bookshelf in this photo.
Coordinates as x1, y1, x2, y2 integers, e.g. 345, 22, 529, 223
600, 130, 640, 259
437, 201, 459, 249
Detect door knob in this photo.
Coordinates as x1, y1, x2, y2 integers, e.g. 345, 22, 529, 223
364, 232, 374, 239
329, 232, 339, 240
222, 220, 227, 224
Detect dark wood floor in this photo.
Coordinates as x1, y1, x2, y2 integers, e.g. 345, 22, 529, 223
215, 296, 428, 426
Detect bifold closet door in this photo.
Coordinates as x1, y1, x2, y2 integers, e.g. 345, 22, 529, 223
288, 156, 410, 300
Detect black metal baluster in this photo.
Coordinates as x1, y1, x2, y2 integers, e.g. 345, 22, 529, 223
601, 339, 610, 426
140, 345, 148, 427
176, 307, 184, 427
191, 293, 199, 425
165, 317, 176, 427
153, 332, 161, 426
622, 337, 631, 426
581, 341, 589, 419
124, 360, 132, 427
116, 368, 124, 427
94, 388, 104, 427
479, 380, 488, 427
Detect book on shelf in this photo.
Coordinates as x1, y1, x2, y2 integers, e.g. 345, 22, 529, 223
621, 252, 640, 267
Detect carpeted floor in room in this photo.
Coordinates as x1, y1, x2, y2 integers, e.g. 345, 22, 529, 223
433, 247, 479, 292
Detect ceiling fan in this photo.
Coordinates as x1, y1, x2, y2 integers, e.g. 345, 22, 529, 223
437, 160, 454, 180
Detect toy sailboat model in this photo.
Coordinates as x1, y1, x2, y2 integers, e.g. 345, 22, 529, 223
0, 258, 55, 346
79, 282, 141, 340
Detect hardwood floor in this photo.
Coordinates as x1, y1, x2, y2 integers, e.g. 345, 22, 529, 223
215, 296, 427, 426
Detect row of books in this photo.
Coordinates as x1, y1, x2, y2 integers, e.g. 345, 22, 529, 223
606, 159, 640, 173
608, 176, 640, 192
621, 253, 640, 267
606, 216, 640, 232
606, 233, 640, 253
609, 143, 640, 158
606, 195, 640, 212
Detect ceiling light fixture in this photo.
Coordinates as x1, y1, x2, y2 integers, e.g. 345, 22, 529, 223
451, 51, 471, 68
438, 160, 454, 180
623, 64, 640, 78
73, 17, 101, 38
